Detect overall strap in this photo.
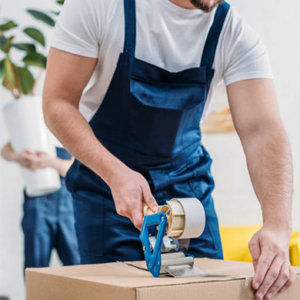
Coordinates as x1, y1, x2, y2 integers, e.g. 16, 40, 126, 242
123, 0, 137, 56
200, 2, 230, 68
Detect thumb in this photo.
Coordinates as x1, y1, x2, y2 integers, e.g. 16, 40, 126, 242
248, 235, 261, 288
141, 183, 158, 213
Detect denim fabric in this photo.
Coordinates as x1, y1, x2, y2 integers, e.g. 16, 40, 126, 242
21, 148, 79, 269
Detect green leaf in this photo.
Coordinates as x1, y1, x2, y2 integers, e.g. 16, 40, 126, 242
0, 36, 14, 53
23, 27, 45, 46
26, 9, 55, 27
0, 59, 5, 80
51, 10, 60, 16
0, 20, 18, 31
23, 52, 47, 68
0, 36, 7, 52
4, 57, 17, 87
57, 0, 65, 5
16, 67, 35, 94
2, 75, 15, 95
11, 43, 36, 53
3, 57, 22, 96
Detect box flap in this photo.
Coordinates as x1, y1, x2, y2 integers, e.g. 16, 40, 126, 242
28, 258, 297, 289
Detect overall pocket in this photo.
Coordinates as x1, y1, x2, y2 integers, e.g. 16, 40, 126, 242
73, 195, 104, 256
125, 75, 207, 156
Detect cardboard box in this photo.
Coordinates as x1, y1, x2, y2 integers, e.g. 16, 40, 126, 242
26, 258, 300, 300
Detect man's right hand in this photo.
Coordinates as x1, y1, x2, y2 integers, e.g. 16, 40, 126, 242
108, 165, 158, 230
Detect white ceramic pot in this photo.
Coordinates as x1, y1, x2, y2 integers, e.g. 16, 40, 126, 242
2, 96, 61, 197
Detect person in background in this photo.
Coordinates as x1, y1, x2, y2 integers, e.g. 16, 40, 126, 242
1, 142, 80, 270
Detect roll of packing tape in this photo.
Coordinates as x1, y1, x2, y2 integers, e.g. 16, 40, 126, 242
143, 198, 206, 239
171, 198, 206, 239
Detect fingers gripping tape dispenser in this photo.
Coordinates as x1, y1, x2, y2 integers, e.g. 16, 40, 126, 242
139, 198, 207, 278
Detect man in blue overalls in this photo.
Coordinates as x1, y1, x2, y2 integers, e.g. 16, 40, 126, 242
44, 0, 296, 299
1, 142, 80, 269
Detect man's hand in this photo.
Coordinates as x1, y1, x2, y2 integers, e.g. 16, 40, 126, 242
1, 143, 71, 174
15, 150, 54, 171
249, 224, 297, 299
18, 151, 73, 177
108, 165, 158, 230
14, 150, 36, 170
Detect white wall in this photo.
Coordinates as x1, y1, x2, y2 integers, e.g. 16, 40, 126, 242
204, 0, 300, 230
0, 1, 60, 299
0, 1, 299, 299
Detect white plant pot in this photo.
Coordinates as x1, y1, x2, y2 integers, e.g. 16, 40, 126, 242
2, 96, 61, 197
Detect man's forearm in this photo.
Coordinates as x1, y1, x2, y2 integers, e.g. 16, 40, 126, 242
243, 126, 293, 230
43, 99, 125, 185
1, 142, 18, 162
43, 48, 157, 229
227, 79, 296, 299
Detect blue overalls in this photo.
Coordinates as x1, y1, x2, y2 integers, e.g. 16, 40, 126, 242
66, 0, 230, 264
21, 147, 80, 269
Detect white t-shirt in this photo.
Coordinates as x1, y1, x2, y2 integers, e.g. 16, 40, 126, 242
50, 0, 273, 122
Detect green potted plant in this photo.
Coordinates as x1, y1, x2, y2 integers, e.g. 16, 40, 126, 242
0, 2, 65, 196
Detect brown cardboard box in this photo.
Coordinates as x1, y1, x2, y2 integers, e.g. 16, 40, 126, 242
26, 258, 300, 300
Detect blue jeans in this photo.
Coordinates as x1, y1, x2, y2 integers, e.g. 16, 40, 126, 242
21, 179, 80, 269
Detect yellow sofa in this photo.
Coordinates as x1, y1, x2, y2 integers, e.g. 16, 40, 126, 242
220, 225, 300, 267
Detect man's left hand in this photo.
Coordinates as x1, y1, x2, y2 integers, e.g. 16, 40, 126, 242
249, 223, 297, 299
35, 151, 55, 169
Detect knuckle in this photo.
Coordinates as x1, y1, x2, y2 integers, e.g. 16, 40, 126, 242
269, 271, 279, 280
254, 275, 263, 284
127, 202, 135, 210
116, 207, 126, 215
135, 220, 143, 228
268, 244, 277, 254
146, 196, 155, 204
258, 285, 268, 294
262, 260, 271, 270
284, 281, 292, 289
268, 287, 278, 295
282, 271, 289, 281
268, 283, 282, 295
279, 249, 287, 258
131, 190, 141, 199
